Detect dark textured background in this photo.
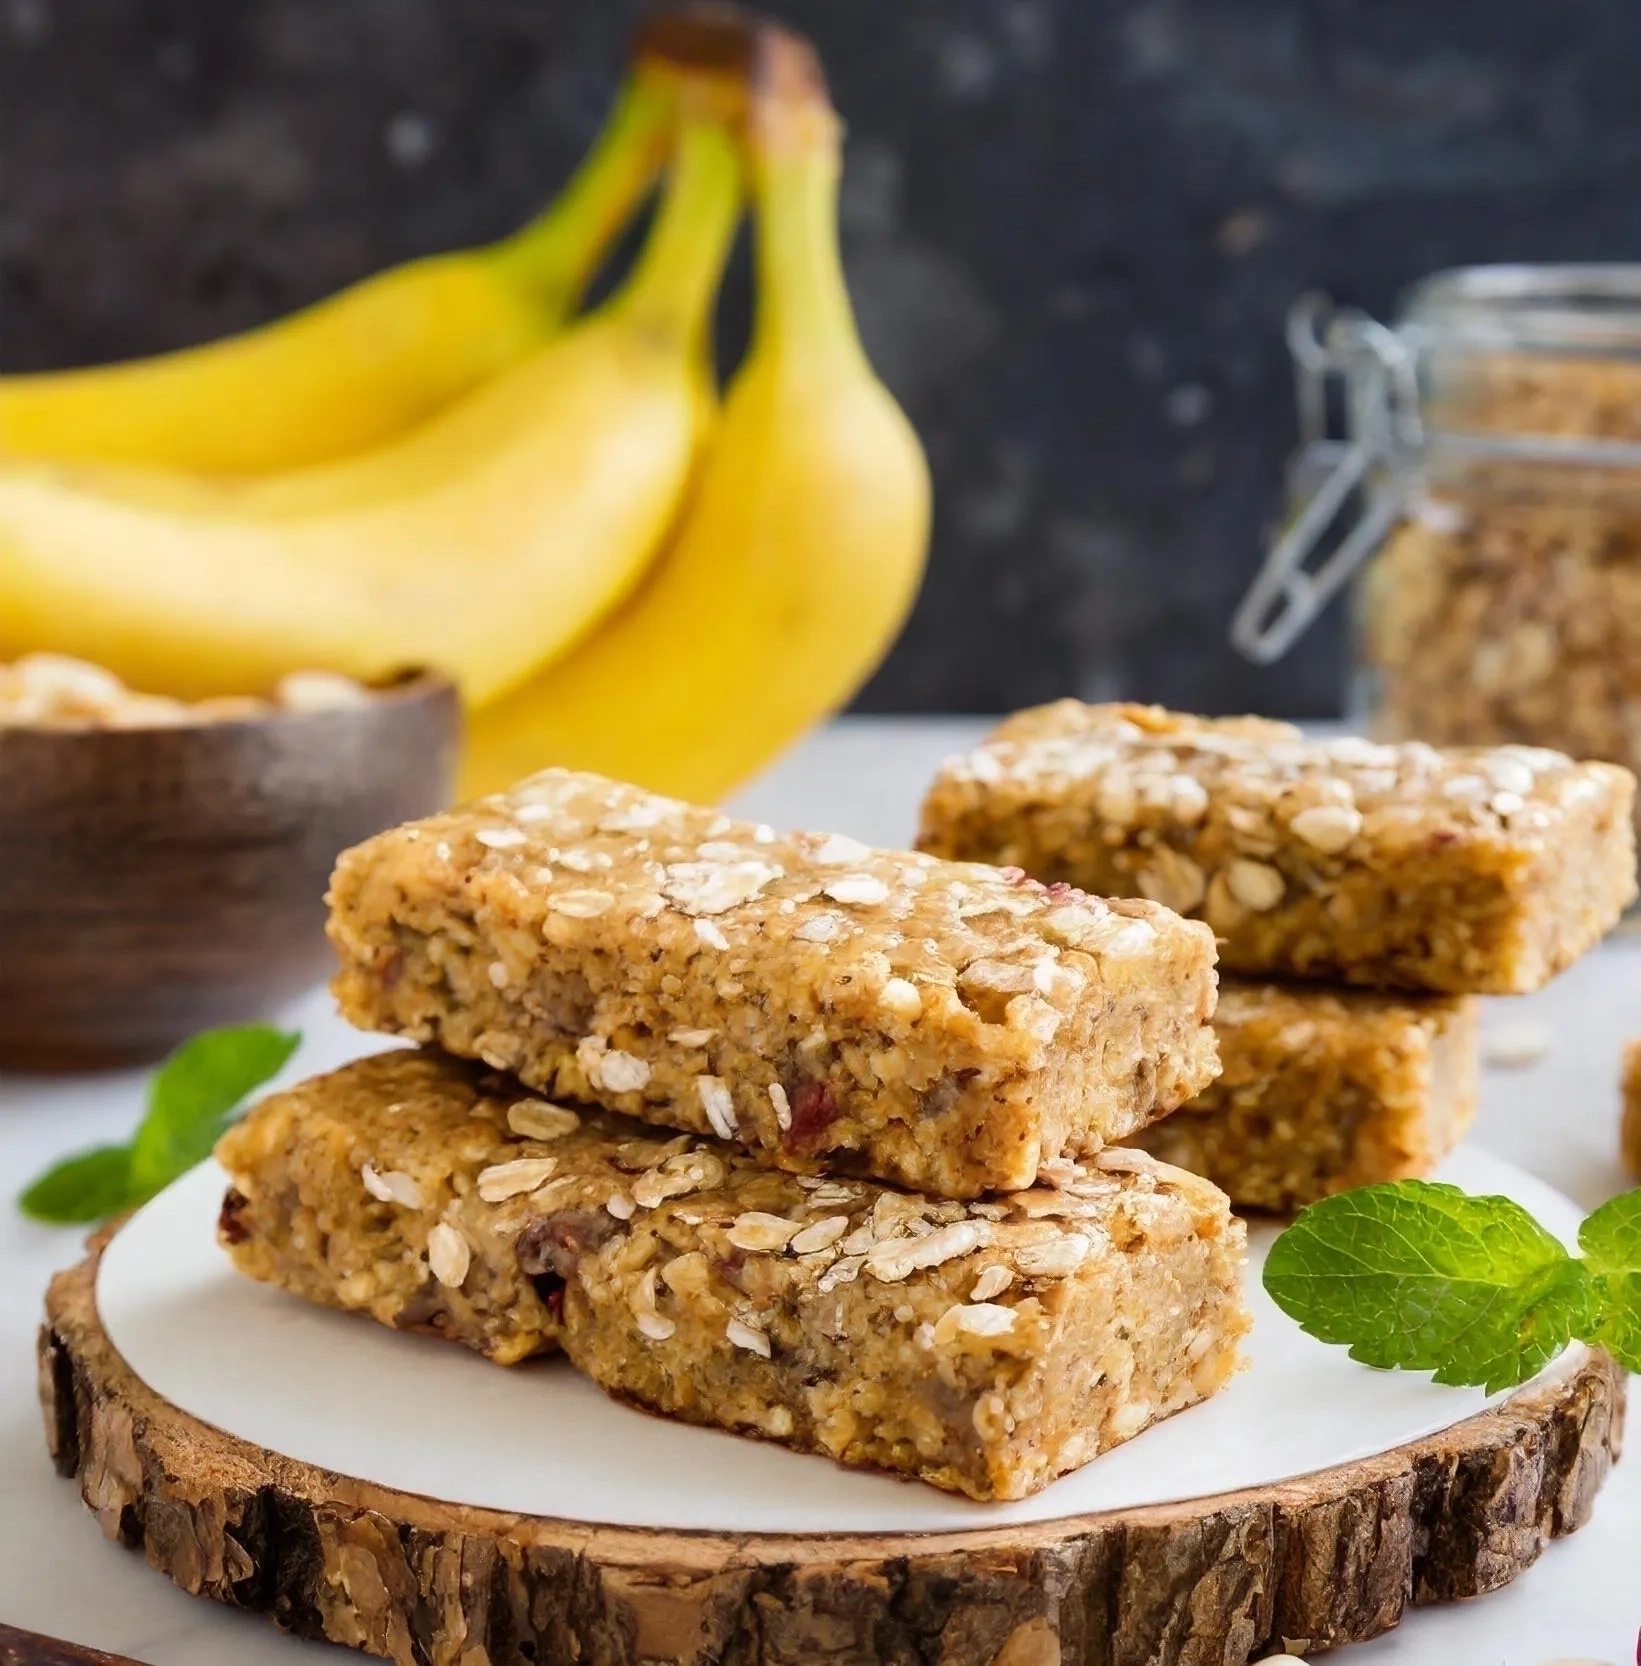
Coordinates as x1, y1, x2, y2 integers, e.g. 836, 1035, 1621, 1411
5, 0, 1641, 715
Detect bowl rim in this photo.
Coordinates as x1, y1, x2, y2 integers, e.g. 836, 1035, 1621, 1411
0, 667, 459, 745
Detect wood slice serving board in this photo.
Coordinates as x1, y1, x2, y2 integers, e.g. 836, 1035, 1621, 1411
0, 1623, 149, 1666
39, 1150, 1626, 1666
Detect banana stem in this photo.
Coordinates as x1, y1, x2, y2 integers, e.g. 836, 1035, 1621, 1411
490, 75, 673, 315
750, 131, 867, 368
609, 117, 743, 348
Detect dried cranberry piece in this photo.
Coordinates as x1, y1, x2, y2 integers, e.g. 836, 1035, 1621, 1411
217, 1187, 252, 1245
1043, 880, 1077, 899
534, 1276, 566, 1323
998, 866, 1050, 893
515, 1208, 619, 1280
783, 1080, 839, 1151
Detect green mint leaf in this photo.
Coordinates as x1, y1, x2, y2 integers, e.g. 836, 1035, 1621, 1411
17, 1024, 302, 1226
1587, 1272, 1641, 1374
127, 1024, 301, 1199
1578, 1188, 1641, 1273
1579, 1190, 1641, 1373
1263, 1181, 1583, 1393
19, 1146, 135, 1224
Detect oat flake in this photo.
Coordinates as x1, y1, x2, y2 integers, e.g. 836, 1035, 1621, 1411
427, 1222, 471, 1288
1015, 1236, 1091, 1278
726, 1317, 772, 1357
822, 874, 890, 907
693, 918, 731, 952
1226, 858, 1285, 912
810, 832, 873, 866
598, 1051, 652, 1094
970, 1264, 1014, 1301
948, 1302, 1018, 1339
506, 1101, 581, 1141
726, 1211, 800, 1252
476, 1157, 558, 1202
549, 888, 615, 918
697, 1075, 738, 1138
790, 1215, 849, 1254
662, 859, 783, 916
361, 1164, 423, 1209
793, 912, 847, 943
866, 1219, 988, 1282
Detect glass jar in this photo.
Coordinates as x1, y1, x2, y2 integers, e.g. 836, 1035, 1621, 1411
1235, 266, 1641, 837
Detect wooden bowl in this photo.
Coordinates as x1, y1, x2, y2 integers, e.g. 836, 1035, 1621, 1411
0, 672, 460, 1071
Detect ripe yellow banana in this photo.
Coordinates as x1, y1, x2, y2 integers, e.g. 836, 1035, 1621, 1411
0, 118, 743, 706
461, 35, 930, 803
0, 76, 670, 474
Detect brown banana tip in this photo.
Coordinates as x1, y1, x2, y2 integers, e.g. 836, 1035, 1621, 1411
746, 26, 838, 153
632, 4, 762, 80
633, 5, 836, 143
747, 23, 830, 114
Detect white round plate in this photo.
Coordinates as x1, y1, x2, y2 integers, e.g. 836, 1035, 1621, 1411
97, 1145, 1584, 1535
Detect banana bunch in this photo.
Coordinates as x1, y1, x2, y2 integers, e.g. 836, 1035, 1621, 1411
0, 77, 675, 475
0, 9, 929, 802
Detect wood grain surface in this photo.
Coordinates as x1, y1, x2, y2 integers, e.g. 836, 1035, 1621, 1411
0, 1623, 148, 1665
0, 671, 458, 1071
38, 1233, 1626, 1666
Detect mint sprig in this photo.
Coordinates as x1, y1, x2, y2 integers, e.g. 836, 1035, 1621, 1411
20, 1024, 300, 1225
1265, 1180, 1641, 1391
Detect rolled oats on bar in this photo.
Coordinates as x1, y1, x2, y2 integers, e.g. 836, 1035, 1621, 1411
326, 768, 1221, 1199
918, 701, 1636, 995
216, 1051, 1250, 1503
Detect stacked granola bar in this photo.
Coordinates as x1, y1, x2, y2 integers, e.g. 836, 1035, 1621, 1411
216, 768, 1250, 1501
920, 701, 1638, 1211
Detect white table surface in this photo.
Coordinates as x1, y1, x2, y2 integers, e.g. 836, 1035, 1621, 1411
0, 716, 1636, 1664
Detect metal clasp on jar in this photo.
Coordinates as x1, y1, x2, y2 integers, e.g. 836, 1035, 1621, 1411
1230, 295, 1421, 664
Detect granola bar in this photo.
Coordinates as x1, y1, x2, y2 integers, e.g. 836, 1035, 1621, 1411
326, 768, 1221, 1199
215, 1051, 1250, 1502
918, 701, 1637, 995
1128, 982, 1477, 1213
1622, 1039, 1641, 1182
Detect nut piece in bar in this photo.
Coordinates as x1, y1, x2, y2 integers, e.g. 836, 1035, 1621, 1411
1622, 1039, 1641, 1183
215, 1051, 1251, 1503
1128, 982, 1477, 1213
326, 768, 1221, 1199
918, 701, 1637, 995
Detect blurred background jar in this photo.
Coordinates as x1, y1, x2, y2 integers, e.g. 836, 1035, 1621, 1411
1235, 265, 1641, 839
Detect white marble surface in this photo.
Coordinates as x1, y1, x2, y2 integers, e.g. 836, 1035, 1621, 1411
0, 716, 1637, 1662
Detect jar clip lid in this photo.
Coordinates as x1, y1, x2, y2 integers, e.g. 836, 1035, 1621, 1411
1230, 294, 1420, 664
